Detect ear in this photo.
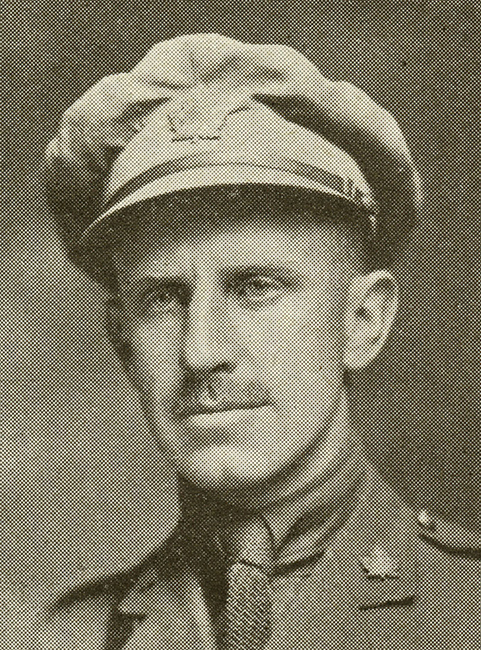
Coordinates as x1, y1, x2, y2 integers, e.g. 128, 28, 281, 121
105, 297, 132, 372
343, 270, 399, 370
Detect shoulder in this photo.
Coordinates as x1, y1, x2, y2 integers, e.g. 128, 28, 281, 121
414, 509, 481, 618
411, 509, 481, 646
416, 508, 481, 559
366, 473, 481, 594
372, 472, 481, 565
34, 531, 182, 650
365, 478, 481, 644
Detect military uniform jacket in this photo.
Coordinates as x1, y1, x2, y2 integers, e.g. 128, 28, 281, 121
36, 470, 481, 650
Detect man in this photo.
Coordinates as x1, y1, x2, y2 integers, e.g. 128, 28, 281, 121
36, 34, 480, 649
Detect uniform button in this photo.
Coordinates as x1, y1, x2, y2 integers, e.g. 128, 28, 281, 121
417, 510, 436, 531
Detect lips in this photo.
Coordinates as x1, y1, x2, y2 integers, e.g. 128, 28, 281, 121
175, 400, 269, 419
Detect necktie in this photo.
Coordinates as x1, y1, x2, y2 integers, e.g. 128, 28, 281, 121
221, 516, 274, 650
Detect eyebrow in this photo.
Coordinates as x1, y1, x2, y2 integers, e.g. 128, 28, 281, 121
121, 263, 302, 293
131, 263, 301, 281
220, 264, 302, 280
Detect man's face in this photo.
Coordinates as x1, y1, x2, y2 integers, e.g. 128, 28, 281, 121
112, 205, 363, 498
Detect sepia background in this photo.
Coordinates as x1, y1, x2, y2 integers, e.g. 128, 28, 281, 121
1, 0, 479, 632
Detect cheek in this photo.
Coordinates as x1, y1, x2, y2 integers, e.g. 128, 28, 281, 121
127, 319, 182, 389
240, 297, 346, 374
236, 299, 346, 422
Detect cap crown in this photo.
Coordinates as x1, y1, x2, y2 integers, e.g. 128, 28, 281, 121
45, 33, 422, 274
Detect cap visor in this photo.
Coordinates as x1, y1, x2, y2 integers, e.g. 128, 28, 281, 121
81, 163, 351, 246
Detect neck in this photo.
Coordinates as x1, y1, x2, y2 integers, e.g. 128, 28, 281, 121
262, 390, 355, 509
178, 390, 358, 513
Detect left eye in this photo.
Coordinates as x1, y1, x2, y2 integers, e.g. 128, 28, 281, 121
235, 277, 283, 303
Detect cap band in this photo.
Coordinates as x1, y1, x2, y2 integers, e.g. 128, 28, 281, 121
102, 150, 373, 215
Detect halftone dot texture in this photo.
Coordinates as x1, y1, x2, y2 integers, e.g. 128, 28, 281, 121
224, 564, 272, 650
222, 517, 274, 649
44, 33, 421, 279
3, 4, 481, 649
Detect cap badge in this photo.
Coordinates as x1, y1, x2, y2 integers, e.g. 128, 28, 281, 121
167, 86, 249, 143
360, 545, 399, 579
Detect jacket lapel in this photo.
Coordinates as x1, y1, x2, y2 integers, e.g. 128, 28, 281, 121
269, 468, 420, 650
35, 594, 115, 650
117, 534, 217, 650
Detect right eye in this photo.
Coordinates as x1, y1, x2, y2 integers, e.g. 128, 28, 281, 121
139, 285, 187, 316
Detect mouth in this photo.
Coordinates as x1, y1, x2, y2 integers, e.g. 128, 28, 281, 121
175, 403, 269, 419
178, 405, 270, 429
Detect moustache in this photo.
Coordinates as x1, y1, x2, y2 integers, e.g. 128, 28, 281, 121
174, 375, 271, 417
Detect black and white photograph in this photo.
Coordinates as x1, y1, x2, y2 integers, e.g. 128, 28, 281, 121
2, 1, 480, 648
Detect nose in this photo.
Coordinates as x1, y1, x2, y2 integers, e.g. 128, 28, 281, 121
180, 287, 237, 376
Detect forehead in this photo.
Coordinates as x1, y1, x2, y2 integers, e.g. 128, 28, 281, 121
111, 192, 362, 280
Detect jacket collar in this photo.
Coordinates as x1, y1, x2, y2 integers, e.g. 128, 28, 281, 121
270, 466, 419, 649
324, 465, 418, 610
118, 527, 194, 616
116, 468, 419, 650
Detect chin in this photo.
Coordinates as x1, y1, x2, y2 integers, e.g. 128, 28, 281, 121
172, 444, 280, 495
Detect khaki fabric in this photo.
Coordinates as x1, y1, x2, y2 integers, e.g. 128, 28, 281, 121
35, 470, 481, 650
